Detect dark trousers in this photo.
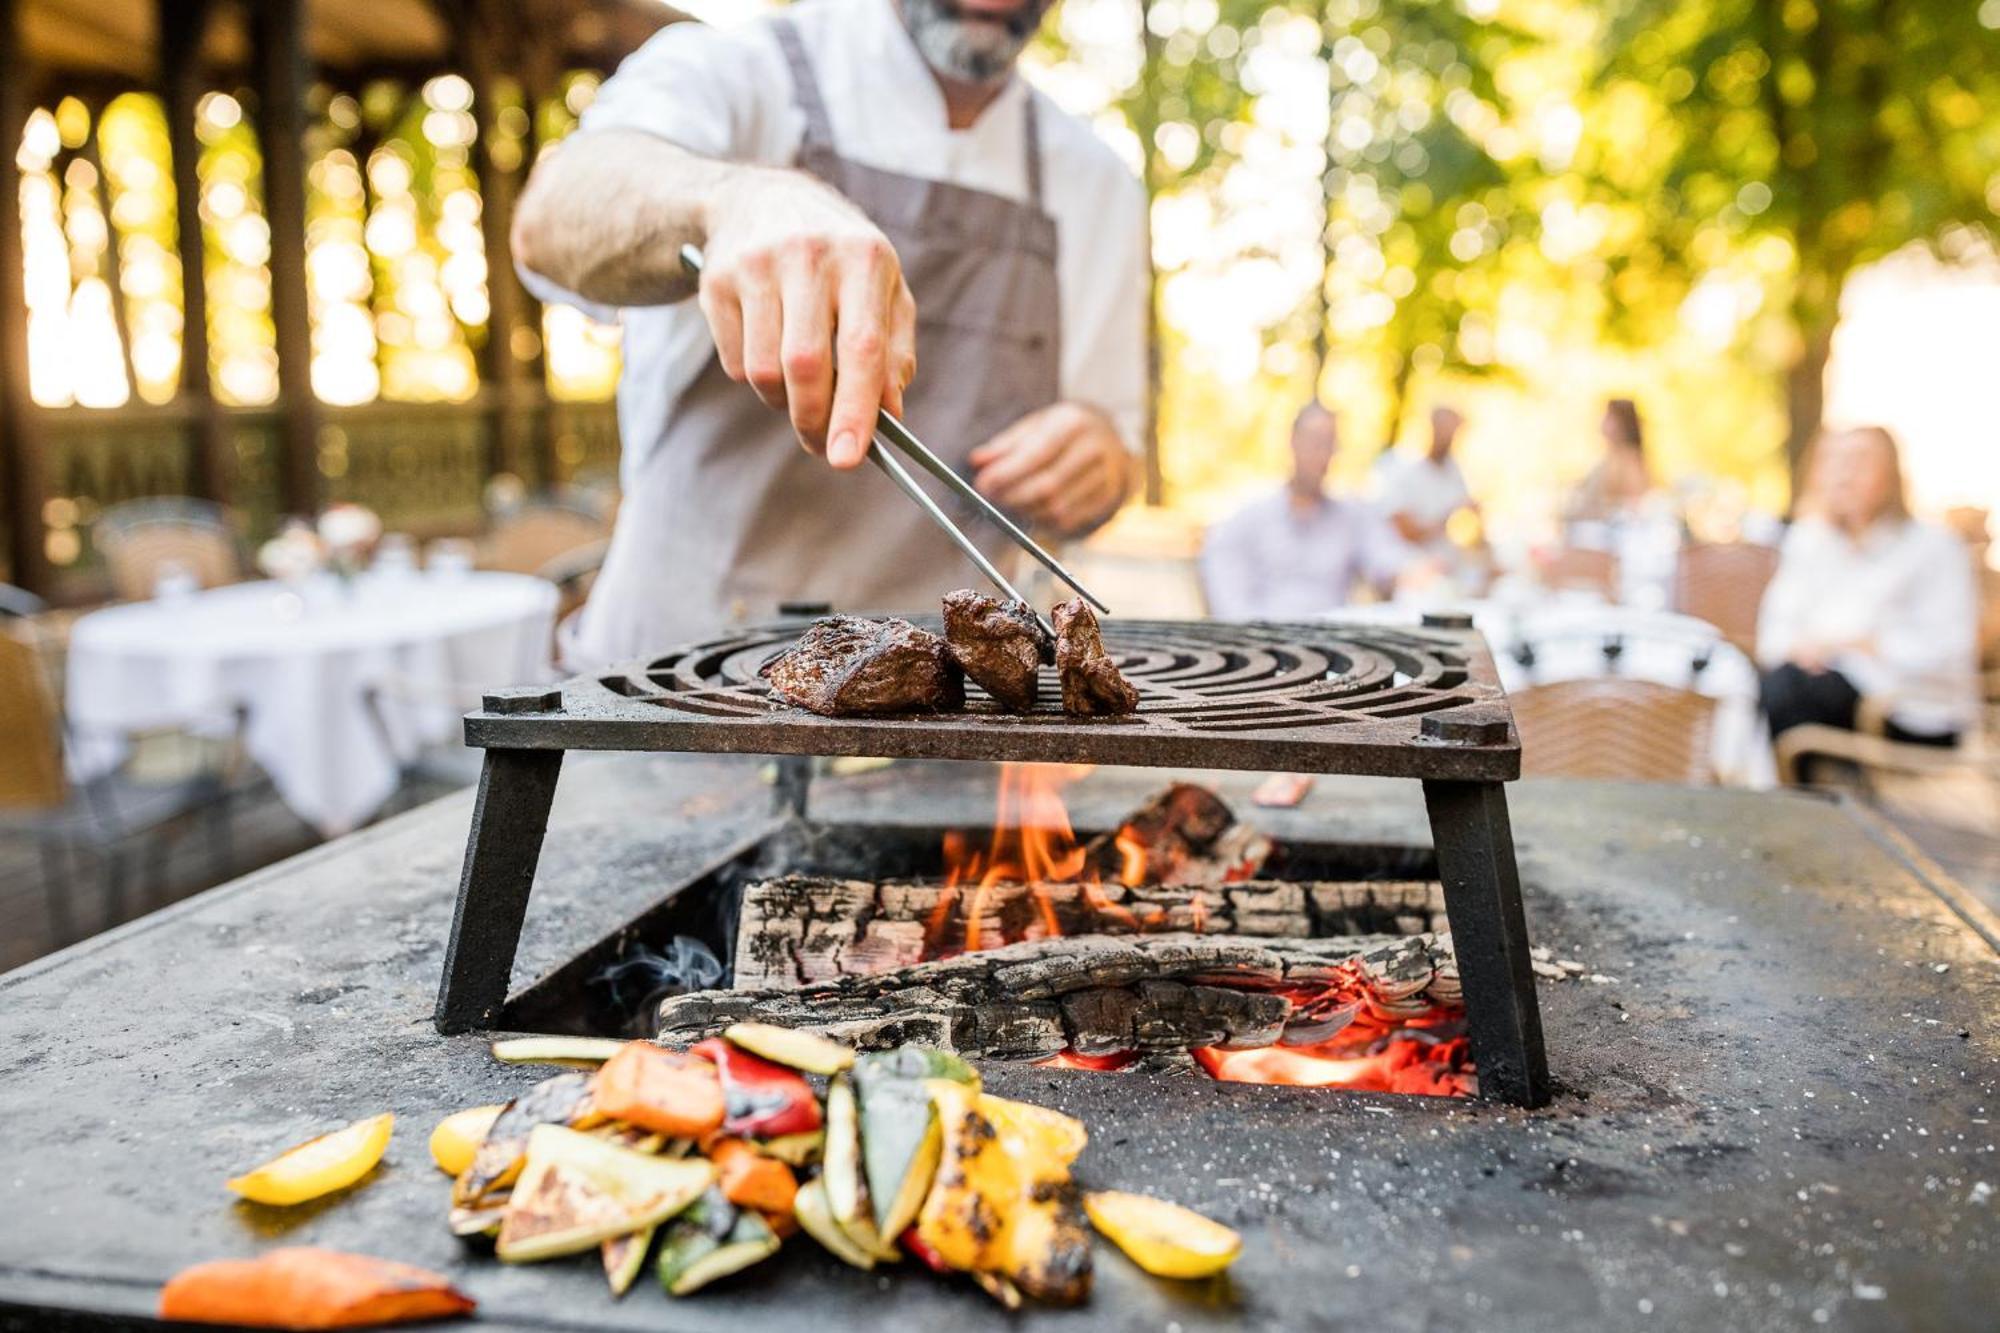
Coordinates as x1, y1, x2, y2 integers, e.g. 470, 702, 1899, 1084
1759, 662, 1958, 746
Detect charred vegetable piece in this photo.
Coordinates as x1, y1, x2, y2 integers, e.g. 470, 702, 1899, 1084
852, 1047, 975, 1241
490, 1036, 627, 1067
1082, 1190, 1242, 1279
796, 1177, 876, 1270
900, 1227, 949, 1274
591, 1043, 726, 1139
430, 1104, 505, 1177
821, 1075, 898, 1260
495, 1125, 713, 1263
226, 1113, 393, 1207
753, 1130, 825, 1167
723, 1022, 856, 1075
917, 1080, 1093, 1305
693, 1037, 823, 1138
979, 1095, 1087, 1168
711, 1137, 799, 1215
601, 1225, 657, 1297
657, 1187, 782, 1296
448, 1201, 507, 1239
454, 1071, 598, 1207
158, 1248, 475, 1329
973, 1272, 1025, 1310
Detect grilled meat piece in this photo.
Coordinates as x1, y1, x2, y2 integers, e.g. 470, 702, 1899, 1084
941, 589, 1054, 712
761, 616, 964, 716
1052, 598, 1139, 716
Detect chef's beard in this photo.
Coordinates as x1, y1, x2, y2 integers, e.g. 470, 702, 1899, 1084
901, 0, 1050, 85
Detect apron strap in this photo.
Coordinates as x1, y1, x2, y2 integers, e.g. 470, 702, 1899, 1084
1021, 89, 1044, 211
771, 16, 836, 149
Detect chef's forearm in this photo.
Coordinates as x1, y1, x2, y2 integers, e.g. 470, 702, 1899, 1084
512, 130, 761, 307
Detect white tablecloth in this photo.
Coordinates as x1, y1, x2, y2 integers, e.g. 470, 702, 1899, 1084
1331, 596, 1775, 788
66, 572, 557, 835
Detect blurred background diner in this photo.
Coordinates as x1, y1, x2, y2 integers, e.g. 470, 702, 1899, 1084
0, 0, 1995, 967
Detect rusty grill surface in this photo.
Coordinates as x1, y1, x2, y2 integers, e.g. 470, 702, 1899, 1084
467, 617, 1521, 781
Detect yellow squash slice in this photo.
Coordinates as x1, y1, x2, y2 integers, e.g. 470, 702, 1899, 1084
429, 1105, 506, 1176
495, 1125, 713, 1263
227, 1113, 394, 1206
490, 1036, 628, 1067
1082, 1190, 1242, 1279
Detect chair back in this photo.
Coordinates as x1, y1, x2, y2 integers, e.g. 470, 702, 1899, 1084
1512, 677, 1719, 784
94, 498, 243, 602
0, 620, 67, 810
1542, 547, 1619, 599
480, 502, 610, 578
1674, 541, 1780, 658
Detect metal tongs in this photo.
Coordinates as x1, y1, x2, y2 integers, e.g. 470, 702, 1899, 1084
679, 245, 1109, 635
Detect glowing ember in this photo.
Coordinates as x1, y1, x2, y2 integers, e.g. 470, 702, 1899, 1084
1036, 1049, 1139, 1072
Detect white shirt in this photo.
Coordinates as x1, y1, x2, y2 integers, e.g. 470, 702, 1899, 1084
1755, 516, 1979, 735
1199, 490, 1405, 620
1376, 451, 1473, 558
525, 0, 1149, 486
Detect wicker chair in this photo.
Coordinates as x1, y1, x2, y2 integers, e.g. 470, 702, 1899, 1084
94, 498, 244, 602
478, 500, 610, 578
1673, 541, 1780, 658
1512, 678, 1719, 784
1541, 547, 1620, 600
0, 617, 238, 947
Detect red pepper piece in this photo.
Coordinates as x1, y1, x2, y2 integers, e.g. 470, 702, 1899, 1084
692, 1038, 823, 1138
900, 1227, 950, 1274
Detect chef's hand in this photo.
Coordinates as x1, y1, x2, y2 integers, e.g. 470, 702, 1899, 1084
970, 403, 1134, 538
699, 170, 917, 469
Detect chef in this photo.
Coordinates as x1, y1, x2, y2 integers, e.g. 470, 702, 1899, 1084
513, 0, 1148, 665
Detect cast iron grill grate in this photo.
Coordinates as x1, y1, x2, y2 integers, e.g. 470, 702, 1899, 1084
470, 616, 1520, 782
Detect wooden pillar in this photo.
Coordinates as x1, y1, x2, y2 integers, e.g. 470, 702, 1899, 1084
0, 0, 51, 593
458, 0, 543, 488
251, 0, 318, 517
159, 0, 231, 504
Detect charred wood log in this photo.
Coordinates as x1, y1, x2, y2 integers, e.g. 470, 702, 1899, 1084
668, 931, 1460, 1061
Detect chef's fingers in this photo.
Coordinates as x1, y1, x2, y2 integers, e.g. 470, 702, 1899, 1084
884, 281, 917, 418
1044, 450, 1128, 533
826, 236, 900, 470
967, 407, 1050, 469
736, 253, 787, 411
971, 407, 1078, 500
779, 250, 836, 452
699, 269, 745, 384
987, 427, 1102, 520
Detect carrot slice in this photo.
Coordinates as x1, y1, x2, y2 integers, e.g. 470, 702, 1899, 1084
710, 1137, 798, 1215
158, 1247, 474, 1328
592, 1044, 725, 1139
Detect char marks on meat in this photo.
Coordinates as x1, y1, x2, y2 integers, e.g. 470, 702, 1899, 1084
760, 615, 965, 716
941, 588, 1054, 712
1052, 598, 1139, 716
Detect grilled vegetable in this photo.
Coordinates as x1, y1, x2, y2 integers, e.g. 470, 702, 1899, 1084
429, 1104, 505, 1176
723, 1022, 855, 1074
601, 1225, 657, 1297
454, 1072, 599, 1207
694, 1037, 823, 1138
1082, 1190, 1242, 1279
226, 1113, 394, 1207
711, 1137, 799, 1215
591, 1043, 726, 1139
855, 1046, 979, 1241
980, 1096, 1086, 1167
448, 1201, 507, 1239
495, 1124, 713, 1263
490, 1036, 628, 1067
917, 1080, 1093, 1305
158, 1248, 474, 1329
753, 1130, 824, 1166
657, 1187, 782, 1296
821, 1075, 897, 1260
794, 1177, 875, 1270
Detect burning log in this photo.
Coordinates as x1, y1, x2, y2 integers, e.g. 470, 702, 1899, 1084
663, 932, 1461, 1062
729, 875, 1449, 991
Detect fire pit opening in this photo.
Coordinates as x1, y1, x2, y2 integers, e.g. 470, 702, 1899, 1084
504, 767, 1475, 1098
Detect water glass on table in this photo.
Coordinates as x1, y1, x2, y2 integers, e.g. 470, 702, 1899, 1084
426, 537, 477, 578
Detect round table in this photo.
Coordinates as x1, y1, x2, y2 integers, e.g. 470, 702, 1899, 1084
66, 571, 557, 835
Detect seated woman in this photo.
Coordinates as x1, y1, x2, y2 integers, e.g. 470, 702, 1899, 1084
1756, 426, 1979, 749
1562, 398, 1656, 529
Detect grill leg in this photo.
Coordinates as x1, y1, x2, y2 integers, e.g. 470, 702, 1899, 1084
772, 755, 812, 818
435, 747, 565, 1034
1422, 780, 1550, 1108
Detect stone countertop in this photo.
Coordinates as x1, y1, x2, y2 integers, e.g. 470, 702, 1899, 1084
1, 755, 1995, 1332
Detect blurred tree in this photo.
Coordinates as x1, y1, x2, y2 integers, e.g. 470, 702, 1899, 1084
1598, 0, 2000, 483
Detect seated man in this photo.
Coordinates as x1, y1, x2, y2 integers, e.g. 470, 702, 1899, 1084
1200, 403, 1404, 619
1379, 405, 1476, 561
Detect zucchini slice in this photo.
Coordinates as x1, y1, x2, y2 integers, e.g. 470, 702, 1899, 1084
489, 1036, 627, 1067
722, 1023, 855, 1075
793, 1176, 875, 1271
658, 1188, 782, 1296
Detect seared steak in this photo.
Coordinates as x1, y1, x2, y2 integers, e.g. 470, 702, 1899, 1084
760, 615, 965, 716
1052, 598, 1139, 716
941, 588, 1053, 712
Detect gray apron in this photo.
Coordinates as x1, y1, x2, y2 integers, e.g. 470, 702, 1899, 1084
569, 15, 1062, 666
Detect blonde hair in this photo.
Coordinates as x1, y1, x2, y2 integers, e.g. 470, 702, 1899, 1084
1802, 425, 1910, 524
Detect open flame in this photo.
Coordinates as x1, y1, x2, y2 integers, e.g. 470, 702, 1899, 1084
938, 766, 1473, 1096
